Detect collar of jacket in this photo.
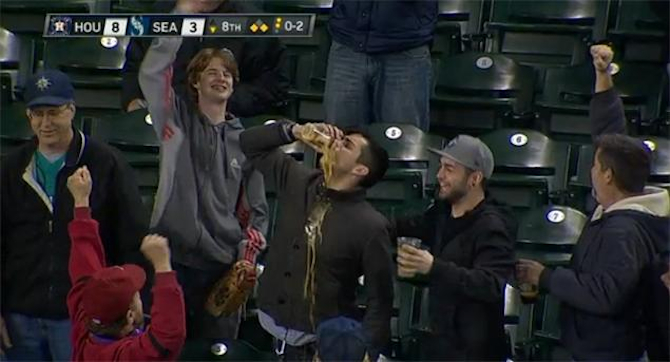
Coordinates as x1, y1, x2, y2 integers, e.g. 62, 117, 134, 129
591, 186, 670, 221
323, 187, 366, 203
29, 127, 86, 167
23, 127, 86, 213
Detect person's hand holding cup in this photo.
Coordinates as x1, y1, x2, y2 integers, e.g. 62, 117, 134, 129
396, 237, 423, 279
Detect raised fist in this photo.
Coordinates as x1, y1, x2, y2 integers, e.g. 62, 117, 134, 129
140, 234, 172, 272
590, 44, 614, 73
67, 166, 92, 207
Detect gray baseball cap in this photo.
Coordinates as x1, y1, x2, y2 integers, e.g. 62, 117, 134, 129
428, 135, 495, 178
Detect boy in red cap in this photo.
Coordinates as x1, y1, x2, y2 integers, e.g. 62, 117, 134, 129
65, 166, 186, 360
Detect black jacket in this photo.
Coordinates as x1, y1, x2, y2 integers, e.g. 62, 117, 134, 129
394, 198, 517, 361
1, 130, 149, 319
122, 0, 289, 117
239, 122, 394, 356
328, 0, 438, 53
538, 88, 670, 360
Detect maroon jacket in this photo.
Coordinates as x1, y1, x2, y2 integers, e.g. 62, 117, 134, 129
67, 207, 186, 361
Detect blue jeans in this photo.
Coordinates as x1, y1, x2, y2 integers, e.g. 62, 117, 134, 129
3, 313, 71, 361
324, 41, 432, 131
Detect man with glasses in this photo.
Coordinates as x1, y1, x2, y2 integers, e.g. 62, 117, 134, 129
0, 69, 148, 360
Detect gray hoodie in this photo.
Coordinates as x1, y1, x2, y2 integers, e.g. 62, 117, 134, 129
139, 37, 268, 270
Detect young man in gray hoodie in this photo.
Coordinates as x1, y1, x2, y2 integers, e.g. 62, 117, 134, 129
138, 0, 268, 340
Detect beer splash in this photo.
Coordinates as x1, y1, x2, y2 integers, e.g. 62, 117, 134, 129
298, 124, 336, 327
299, 124, 335, 184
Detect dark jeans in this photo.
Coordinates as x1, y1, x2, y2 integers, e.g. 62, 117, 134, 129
174, 263, 241, 340
3, 313, 71, 361
324, 41, 432, 131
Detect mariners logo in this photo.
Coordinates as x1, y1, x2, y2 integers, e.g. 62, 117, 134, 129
129, 16, 147, 36
48, 16, 72, 36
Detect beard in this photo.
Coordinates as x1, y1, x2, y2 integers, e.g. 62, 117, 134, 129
437, 178, 469, 204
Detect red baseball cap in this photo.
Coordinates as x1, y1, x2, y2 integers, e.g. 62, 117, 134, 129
82, 264, 146, 326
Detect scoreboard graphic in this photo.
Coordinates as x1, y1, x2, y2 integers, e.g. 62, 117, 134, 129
44, 14, 315, 37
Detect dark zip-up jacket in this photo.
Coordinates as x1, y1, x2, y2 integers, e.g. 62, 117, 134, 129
328, 0, 438, 53
393, 198, 517, 360
1, 130, 148, 319
239, 122, 394, 356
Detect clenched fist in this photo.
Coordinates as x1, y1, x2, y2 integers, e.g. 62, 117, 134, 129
67, 166, 92, 207
140, 234, 172, 273
590, 44, 614, 73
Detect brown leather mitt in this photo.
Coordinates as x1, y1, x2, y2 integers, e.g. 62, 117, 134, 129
205, 259, 257, 317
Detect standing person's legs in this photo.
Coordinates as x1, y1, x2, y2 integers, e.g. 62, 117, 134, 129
3, 314, 49, 361
174, 263, 240, 340
44, 318, 72, 361
374, 45, 432, 131
324, 41, 373, 129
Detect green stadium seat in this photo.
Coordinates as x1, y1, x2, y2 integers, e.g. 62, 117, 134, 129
536, 62, 669, 142
0, 0, 99, 34
1, 27, 37, 100
265, 1, 330, 122
480, 129, 571, 216
364, 123, 442, 217
514, 205, 587, 354
43, 37, 130, 111
567, 143, 596, 212
180, 338, 274, 361
1, 27, 20, 71
433, 0, 486, 56
608, 0, 669, 64
286, 54, 326, 122
644, 137, 670, 189
516, 205, 586, 264
1, 102, 33, 155
88, 109, 159, 213
367, 123, 445, 192
240, 114, 287, 129
1, 73, 11, 104
431, 52, 536, 137
484, 0, 610, 66
285, 39, 329, 122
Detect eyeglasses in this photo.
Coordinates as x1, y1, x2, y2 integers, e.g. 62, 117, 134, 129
28, 104, 70, 119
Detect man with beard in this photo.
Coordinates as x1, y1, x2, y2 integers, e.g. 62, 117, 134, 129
138, 0, 268, 341
394, 135, 516, 360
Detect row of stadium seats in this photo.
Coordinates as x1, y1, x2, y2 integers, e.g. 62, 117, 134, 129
3, 109, 668, 221
2, 32, 667, 144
